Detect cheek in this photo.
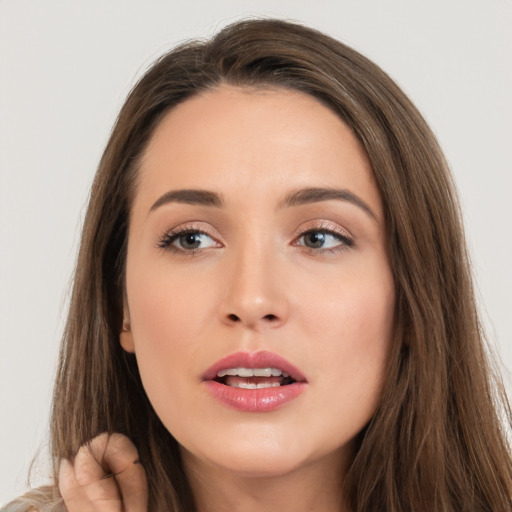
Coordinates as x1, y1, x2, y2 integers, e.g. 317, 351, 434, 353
128, 260, 218, 347
125, 262, 219, 410
303, 263, 394, 349
299, 264, 395, 419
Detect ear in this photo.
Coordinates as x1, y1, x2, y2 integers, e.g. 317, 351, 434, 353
120, 304, 135, 353
120, 318, 135, 353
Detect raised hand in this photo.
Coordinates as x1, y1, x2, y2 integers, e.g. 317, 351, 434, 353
58, 433, 147, 512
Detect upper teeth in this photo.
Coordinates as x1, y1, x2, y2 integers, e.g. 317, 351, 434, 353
217, 367, 289, 378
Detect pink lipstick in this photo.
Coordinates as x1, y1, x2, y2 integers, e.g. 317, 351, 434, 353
202, 351, 307, 412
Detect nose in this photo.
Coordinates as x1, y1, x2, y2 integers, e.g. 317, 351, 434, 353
219, 242, 289, 330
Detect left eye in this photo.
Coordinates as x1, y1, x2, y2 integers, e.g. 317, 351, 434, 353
297, 230, 347, 250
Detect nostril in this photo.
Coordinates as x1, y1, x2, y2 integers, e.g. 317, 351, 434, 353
224, 312, 280, 325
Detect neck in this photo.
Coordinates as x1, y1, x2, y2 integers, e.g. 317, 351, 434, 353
181, 447, 351, 512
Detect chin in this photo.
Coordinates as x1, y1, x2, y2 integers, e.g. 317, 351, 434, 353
182, 426, 320, 478
210, 449, 309, 479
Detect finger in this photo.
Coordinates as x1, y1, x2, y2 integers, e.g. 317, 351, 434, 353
101, 433, 148, 512
74, 437, 123, 512
59, 458, 96, 512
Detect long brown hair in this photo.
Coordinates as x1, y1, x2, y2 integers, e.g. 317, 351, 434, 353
11, 18, 512, 511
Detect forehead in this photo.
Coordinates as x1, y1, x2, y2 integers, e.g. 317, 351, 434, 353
135, 85, 382, 216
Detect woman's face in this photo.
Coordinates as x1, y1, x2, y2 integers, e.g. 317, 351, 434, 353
122, 85, 395, 478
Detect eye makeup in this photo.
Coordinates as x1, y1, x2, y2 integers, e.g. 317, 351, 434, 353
156, 218, 354, 258
292, 220, 355, 256
156, 222, 222, 255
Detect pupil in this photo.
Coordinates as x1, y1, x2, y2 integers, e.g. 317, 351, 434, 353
306, 232, 325, 248
181, 233, 201, 249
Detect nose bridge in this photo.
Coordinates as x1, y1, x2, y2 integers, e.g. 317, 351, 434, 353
221, 231, 288, 329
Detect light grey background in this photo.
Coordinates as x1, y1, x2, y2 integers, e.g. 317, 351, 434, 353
1, 0, 511, 505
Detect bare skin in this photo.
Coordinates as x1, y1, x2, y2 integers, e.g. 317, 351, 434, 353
183, 443, 349, 512
59, 86, 394, 511
58, 434, 147, 512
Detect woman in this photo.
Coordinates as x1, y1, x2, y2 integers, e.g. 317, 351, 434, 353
5, 18, 512, 512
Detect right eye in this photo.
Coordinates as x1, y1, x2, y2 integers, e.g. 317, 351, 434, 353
158, 229, 220, 253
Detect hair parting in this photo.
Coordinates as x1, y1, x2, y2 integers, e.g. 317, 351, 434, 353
5, 18, 511, 512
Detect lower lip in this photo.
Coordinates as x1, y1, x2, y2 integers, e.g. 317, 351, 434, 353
203, 380, 306, 412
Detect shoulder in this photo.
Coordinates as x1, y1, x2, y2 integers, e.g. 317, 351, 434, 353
1, 487, 65, 512
2, 502, 65, 512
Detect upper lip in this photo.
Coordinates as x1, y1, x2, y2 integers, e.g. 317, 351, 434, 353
202, 350, 307, 382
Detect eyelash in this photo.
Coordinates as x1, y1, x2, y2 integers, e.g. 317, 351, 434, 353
295, 226, 354, 255
157, 223, 354, 256
156, 224, 216, 255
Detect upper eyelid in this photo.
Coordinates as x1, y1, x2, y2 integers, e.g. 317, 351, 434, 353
158, 219, 354, 245
294, 220, 353, 239
157, 223, 222, 251
295, 228, 353, 246
164, 222, 220, 238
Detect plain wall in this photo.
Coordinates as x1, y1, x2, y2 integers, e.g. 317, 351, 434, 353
1, 0, 511, 504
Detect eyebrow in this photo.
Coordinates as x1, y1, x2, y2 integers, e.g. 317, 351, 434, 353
150, 189, 224, 211
149, 186, 376, 220
280, 187, 377, 220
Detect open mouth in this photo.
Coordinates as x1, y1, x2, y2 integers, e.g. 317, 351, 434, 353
203, 352, 307, 411
215, 367, 296, 389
